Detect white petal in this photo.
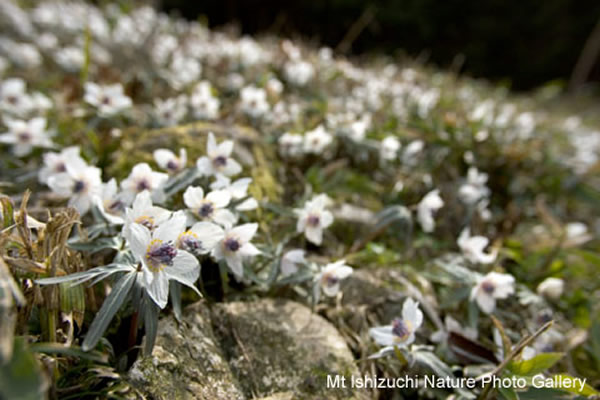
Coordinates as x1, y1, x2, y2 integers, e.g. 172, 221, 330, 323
212, 209, 236, 228
225, 253, 244, 277
127, 223, 151, 259
190, 222, 225, 251
154, 212, 186, 242
146, 270, 169, 309
230, 223, 258, 243
183, 186, 204, 208
206, 190, 231, 208
305, 226, 323, 245
240, 242, 261, 257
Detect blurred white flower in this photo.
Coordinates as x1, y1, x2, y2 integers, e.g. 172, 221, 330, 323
303, 125, 333, 154
153, 148, 187, 174
417, 189, 444, 233
470, 272, 515, 314
120, 163, 168, 203
278, 132, 304, 157
380, 136, 401, 161
457, 228, 497, 264
190, 81, 220, 120
39, 146, 85, 184
314, 259, 353, 302
537, 277, 564, 300
284, 59, 315, 86
368, 298, 423, 358
54, 46, 84, 72
127, 212, 200, 308
458, 167, 490, 205
154, 96, 187, 127
197, 132, 242, 178
0, 117, 53, 157
402, 139, 424, 165
210, 176, 258, 211
95, 178, 126, 225
84, 82, 132, 116
183, 186, 235, 228
295, 194, 334, 245
212, 223, 261, 278
239, 85, 269, 118
430, 315, 478, 343
280, 249, 306, 277
47, 163, 102, 215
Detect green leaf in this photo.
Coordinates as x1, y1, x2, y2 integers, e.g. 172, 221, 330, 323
36, 264, 133, 286
499, 386, 520, 400
29, 343, 108, 364
169, 281, 182, 322
67, 236, 122, 252
0, 337, 46, 400
553, 374, 599, 397
82, 271, 136, 351
508, 352, 564, 376
143, 294, 160, 356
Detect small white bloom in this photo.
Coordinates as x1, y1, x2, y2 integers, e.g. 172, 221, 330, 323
120, 163, 169, 204
303, 125, 333, 154
176, 221, 224, 256
128, 212, 200, 308
47, 163, 102, 215
280, 249, 306, 277
183, 186, 235, 228
95, 178, 126, 225
196, 132, 242, 178
536, 277, 564, 300
295, 194, 334, 245
284, 60, 315, 86
457, 228, 497, 264
314, 259, 353, 302
153, 148, 187, 174
153, 96, 187, 127
165, 52, 201, 90
368, 298, 423, 358
190, 81, 220, 120
470, 272, 515, 314
210, 176, 258, 211
212, 223, 261, 278
123, 190, 171, 241
458, 167, 490, 205
278, 132, 304, 157
380, 136, 401, 161
84, 82, 132, 116
417, 189, 444, 233
239, 85, 269, 118
38, 146, 85, 184
402, 140, 424, 165
0, 117, 53, 157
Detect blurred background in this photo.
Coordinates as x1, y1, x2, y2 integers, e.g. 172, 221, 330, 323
152, 0, 600, 92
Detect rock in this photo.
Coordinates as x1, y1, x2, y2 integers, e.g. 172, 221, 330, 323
128, 301, 246, 400
211, 298, 368, 400
129, 299, 368, 400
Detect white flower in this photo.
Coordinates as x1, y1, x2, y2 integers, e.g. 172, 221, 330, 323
127, 212, 200, 308
280, 249, 306, 277
284, 60, 315, 86
123, 191, 171, 241
212, 223, 261, 278
457, 228, 497, 264
402, 139, 424, 165
190, 81, 220, 120
368, 298, 423, 358
183, 186, 235, 228
314, 259, 353, 302
0, 117, 53, 157
345, 115, 370, 142
153, 148, 187, 174
165, 52, 201, 90
196, 132, 242, 178
266, 77, 284, 96
54, 46, 84, 72
380, 136, 401, 161
458, 167, 490, 205
565, 222, 591, 246
120, 163, 169, 204
417, 189, 444, 233
470, 272, 515, 314
176, 221, 224, 256
94, 178, 126, 225
0, 78, 29, 114
84, 82, 132, 116
210, 176, 258, 211
537, 277, 564, 300
295, 194, 334, 245
303, 125, 333, 154
278, 132, 304, 157
38, 146, 85, 184
153, 96, 187, 127
239, 85, 269, 118
47, 163, 102, 215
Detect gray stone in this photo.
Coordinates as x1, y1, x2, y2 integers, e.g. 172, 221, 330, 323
129, 298, 368, 400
